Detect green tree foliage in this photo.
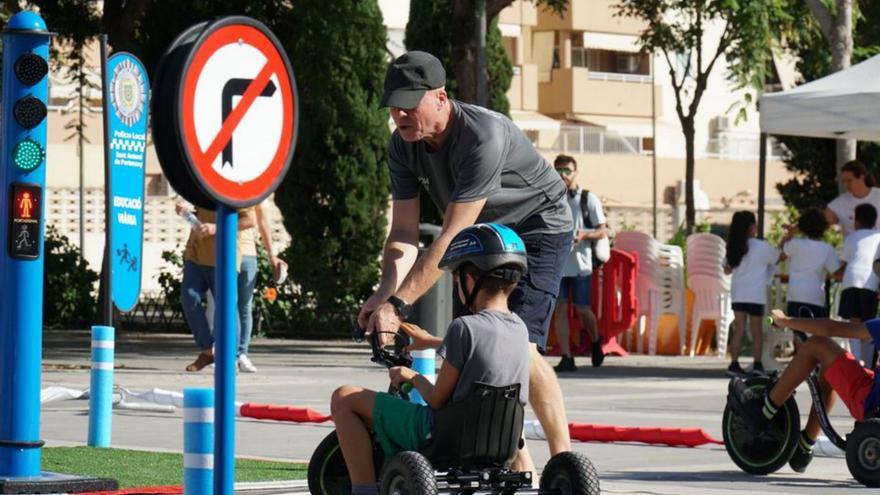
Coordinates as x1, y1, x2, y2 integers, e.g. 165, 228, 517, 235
43, 227, 99, 327
617, 0, 795, 233
272, 0, 391, 335
775, 0, 880, 210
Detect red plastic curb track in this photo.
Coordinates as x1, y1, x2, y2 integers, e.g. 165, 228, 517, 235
569, 423, 724, 447
79, 485, 182, 495
239, 403, 332, 423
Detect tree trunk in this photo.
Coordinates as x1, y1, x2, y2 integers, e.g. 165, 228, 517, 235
451, 0, 478, 103
831, 0, 855, 191
683, 120, 696, 234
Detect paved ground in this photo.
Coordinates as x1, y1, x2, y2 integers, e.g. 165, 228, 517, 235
38, 329, 871, 494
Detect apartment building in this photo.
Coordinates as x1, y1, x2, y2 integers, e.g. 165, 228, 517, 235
494, 0, 791, 240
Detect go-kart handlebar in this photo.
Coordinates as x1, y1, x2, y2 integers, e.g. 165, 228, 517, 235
351, 321, 413, 370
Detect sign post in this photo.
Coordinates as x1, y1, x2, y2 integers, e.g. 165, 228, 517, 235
152, 17, 298, 495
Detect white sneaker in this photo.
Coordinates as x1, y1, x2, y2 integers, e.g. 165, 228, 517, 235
238, 354, 257, 373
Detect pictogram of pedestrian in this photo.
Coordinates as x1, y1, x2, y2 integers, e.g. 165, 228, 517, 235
117, 243, 131, 265
15, 225, 31, 250
18, 192, 33, 219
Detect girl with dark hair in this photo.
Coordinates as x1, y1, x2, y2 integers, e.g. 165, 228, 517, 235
725, 211, 779, 377
826, 160, 880, 236
780, 208, 840, 319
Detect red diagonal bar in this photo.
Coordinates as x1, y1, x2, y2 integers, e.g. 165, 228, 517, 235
195, 61, 276, 169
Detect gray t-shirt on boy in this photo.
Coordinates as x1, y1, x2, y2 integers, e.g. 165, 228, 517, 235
388, 100, 572, 236
437, 309, 530, 405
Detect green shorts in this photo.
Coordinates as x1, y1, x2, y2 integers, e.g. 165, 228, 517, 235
372, 392, 433, 457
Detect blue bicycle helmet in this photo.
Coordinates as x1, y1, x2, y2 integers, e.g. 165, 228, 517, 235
440, 224, 528, 307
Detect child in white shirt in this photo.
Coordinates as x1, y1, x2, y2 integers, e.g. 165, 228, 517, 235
837, 203, 880, 366
725, 211, 779, 377
781, 208, 841, 319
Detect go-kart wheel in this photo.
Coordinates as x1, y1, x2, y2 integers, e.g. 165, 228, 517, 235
846, 418, 880, 487
539, 451, 600, 495
722, 376, 800, 475
308, 430, 385, 495
379, 451, 437, 495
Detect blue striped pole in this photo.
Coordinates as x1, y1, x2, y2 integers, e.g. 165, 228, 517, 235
184, 388, 214, 495
409, 350, 436, 405
87, 325, 114, 447
214, 205, 237, 495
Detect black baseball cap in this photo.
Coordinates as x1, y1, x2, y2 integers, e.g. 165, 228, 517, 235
380, 51, 446, 109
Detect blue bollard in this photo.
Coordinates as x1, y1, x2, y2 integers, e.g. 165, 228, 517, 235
87, 325, 114, 447
184, 388, 214, 495
409, 349, 436, 405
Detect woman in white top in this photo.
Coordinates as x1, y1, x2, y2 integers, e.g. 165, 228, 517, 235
825, 160, 880, 236
725, 211, 779, 377
780, 208, 841, 319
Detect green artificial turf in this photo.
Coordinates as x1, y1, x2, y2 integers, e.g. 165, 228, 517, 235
42, 447, 307, 488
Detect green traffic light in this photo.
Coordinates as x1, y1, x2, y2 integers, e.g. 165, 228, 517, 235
13, 137, 44, 171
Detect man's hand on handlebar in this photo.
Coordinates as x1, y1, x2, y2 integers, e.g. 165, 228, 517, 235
389, 366, 417, 389
399, 322, 438, 351
367, 302, 401, 346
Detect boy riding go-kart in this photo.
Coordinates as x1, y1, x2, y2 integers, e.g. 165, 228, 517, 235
309, 223, 599, 495
725, 308, 880, 486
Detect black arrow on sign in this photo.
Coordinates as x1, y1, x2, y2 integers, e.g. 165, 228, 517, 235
221, 78, 277, 168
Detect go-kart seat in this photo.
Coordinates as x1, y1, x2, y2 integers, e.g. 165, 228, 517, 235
421, 383, 524, 471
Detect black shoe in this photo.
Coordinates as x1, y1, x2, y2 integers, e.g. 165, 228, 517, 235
727, 379, 771, 431
749, 361, 767, 376
726, 361, 746, 378
789, 440, 814, 473
554, 356, 577, 373
591, 340, 605, 368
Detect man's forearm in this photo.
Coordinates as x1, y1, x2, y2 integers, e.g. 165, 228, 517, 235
377, 236, 419, 297
393, 234, 450, 303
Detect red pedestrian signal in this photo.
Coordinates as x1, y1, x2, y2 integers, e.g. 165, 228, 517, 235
9, 184, 41, 259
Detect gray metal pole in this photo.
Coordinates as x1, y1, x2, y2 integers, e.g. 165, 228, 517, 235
758, 132, 767, 238
475, 0, 488, 107
651, 54, 658, 238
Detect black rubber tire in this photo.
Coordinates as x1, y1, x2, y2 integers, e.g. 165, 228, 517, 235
846, 418, 880, 487
722, 376, 800, 475
379, 451, 437, 495
539, 451, 600, 495
307, 430, 385, 495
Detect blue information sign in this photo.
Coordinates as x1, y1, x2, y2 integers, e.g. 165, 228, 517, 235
106, 53, 149, 312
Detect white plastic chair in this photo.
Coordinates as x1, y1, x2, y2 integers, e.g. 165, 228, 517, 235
686, 233, 732, 357
648, 244, 686, 355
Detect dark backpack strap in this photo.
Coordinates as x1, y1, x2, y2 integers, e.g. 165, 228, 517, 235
580, 190, 593, 229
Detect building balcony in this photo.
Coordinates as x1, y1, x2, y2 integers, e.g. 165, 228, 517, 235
507, 64, 539, 111
538, 67, 656, 117
536, 0, 645, 35
499, 0, 537, 26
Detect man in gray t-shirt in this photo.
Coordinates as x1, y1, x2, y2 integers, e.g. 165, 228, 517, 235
358, 51, 573, 474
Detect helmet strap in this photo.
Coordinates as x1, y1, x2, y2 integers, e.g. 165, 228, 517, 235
458, 270, 487, 312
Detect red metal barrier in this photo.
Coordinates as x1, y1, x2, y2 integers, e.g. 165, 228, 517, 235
548, 249, 639, 357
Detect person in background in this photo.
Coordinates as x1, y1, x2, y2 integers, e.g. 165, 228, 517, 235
836, 203, 880, 367
825, 160, 880, 236
236, 201, 288, 373
177, 203, 255, 372
725, 211, 778, 377
777, 207, 841, 472
552, 154, 607, 372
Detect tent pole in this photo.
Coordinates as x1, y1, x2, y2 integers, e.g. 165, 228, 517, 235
758, 132, 767, 238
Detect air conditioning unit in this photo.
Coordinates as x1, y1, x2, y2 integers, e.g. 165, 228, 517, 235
710, 115, 732, 135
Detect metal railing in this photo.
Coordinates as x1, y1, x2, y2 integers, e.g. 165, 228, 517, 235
705, 135, 785, 161
547, 125, 648, 155
586, 71, 652, 84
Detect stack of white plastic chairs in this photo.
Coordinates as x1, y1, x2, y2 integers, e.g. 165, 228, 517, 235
615, 232, 686, 355
686, 233, 733, 357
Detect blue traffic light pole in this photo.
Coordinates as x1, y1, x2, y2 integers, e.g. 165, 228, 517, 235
0, 11, 52, 477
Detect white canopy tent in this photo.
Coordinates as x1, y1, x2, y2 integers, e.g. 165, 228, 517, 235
760, 54, 880, 140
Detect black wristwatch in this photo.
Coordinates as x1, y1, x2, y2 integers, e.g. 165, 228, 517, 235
387, 295, 413, 321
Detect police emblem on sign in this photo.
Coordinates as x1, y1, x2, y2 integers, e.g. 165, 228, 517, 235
111, 58, 146, 126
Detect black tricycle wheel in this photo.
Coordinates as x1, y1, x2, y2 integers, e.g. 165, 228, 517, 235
308, 430, 385, 495
539, 451, 600, 495
379, 451, 437, 495
722, 376, 800, 475
846, 418, 880, 487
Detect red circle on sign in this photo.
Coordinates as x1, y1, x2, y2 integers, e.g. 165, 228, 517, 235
179, 19, 297, 207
